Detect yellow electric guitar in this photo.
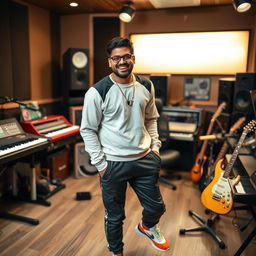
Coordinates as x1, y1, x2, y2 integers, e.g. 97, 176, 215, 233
201, 119, 256, 215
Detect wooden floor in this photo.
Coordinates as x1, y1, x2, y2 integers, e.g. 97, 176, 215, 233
0, 171, 255, 256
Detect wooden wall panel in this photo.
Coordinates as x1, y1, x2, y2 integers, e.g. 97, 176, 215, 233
0, 0, 30, 101
9, 1, 30, 100
0, 0, 13, 98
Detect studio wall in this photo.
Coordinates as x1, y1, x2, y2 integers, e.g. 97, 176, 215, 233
123, 5, 256, 108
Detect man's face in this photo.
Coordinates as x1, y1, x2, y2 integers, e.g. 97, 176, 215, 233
108, 47, 135, 79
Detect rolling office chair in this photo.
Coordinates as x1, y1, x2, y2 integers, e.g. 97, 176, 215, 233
155, 98, 181, 190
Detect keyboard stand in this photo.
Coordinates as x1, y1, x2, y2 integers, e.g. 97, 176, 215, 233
0, 211, 39, 225
12, 157, 51, 207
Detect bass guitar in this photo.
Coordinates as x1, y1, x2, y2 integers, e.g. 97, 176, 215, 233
190, 102, 226, 183
198, 116, 245, 192
201, 119, 256, 215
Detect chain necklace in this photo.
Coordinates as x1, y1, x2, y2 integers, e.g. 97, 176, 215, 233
115, 80, 135, 107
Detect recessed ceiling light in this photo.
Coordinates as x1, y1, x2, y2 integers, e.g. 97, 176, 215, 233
70, 2, 78, 7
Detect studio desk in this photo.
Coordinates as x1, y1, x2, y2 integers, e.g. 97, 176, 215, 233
0, 116, 80, 225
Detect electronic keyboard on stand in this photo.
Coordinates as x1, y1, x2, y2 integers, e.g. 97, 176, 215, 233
20, 115, 80, 142
0, 118, 51, 225
0, 118, 49, 165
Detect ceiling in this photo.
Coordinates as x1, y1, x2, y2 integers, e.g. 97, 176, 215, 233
20, 0, 234, 15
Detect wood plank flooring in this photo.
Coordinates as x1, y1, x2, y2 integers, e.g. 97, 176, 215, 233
0, 171, 255, 256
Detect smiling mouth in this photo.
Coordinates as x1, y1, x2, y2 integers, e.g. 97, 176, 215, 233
117, 64, 129, 72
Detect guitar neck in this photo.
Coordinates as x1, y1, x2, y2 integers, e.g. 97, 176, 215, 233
198, 119, 215, 159
223, 131, 247, 178
215, 141, 229, 164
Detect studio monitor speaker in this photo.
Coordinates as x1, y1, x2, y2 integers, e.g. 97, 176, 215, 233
218, 78, 235, 113
150, 75, 170, 106
74, 143, 97, 178
63, 48, 89, 105
233, 73, 256, 114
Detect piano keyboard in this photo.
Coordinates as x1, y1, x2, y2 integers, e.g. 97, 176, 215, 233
169, 132, 193, 141
0, 137, 48, 157
20, 115, 80, 142
42, 125, 79, 138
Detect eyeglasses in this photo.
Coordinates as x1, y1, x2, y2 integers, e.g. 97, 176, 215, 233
109, 54, 134, 63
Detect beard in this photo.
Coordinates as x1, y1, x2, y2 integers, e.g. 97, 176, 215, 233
112, 63, 133, 79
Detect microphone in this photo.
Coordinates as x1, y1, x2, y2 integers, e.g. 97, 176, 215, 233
199, 133, 224, 141
23, 104, 39, 111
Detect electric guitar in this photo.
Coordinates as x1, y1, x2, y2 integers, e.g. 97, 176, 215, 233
201, 119, 256, 215
198, 116, 246, 192
190, 102, 226, 183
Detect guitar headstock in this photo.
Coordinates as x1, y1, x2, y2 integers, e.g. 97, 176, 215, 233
243, 120, 256, 134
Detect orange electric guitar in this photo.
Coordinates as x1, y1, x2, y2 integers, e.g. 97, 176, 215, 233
190, 102, 226, 183
201, 119, 256, 215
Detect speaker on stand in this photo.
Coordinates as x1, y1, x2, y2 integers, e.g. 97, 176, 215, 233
218, 78, 235, 114
74, 143, 98, 178
63, 48, 89, 106
150, 75, 170, 106
232, 73, 256, 124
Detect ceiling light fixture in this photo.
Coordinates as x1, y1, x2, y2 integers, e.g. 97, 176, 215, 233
70, 2, 78, 7
233, 0, 252, 12
119, 1, 135, 23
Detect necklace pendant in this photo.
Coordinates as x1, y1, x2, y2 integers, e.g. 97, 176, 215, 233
127, 100, 133, 106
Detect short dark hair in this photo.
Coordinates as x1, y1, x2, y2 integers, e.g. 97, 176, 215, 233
106, 37, 134, 56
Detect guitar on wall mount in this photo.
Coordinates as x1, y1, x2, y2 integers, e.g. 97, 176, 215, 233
190, 102, 226, 183
201, 119, 256, 215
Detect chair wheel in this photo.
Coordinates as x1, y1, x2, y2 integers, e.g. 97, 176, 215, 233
205, 209, 211, 214
219, 241, 226, 249
188, 210, 193, 216
179, 229, 185, 235
172, 186, 177, 190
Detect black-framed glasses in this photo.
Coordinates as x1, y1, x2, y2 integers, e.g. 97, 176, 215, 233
109, 54, 134, 63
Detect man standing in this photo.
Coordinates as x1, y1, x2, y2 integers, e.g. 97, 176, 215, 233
80, 37, 170, 256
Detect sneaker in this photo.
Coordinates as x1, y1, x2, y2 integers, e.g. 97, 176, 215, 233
135, 221, 170, 252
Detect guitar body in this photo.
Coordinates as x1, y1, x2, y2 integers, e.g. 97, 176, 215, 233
201, 159, 240, 215
190, 153, 207, 183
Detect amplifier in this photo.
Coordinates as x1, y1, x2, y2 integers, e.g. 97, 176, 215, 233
48, 149, 70, 180
74, 142, 98, 178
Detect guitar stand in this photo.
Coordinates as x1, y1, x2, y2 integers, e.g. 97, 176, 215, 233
179, 209, 226, 249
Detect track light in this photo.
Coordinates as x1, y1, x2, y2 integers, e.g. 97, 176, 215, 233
233, 0, 252, 12
119, 1, 135, 23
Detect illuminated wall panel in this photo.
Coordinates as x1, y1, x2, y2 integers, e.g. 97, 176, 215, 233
130, 31, 249, 75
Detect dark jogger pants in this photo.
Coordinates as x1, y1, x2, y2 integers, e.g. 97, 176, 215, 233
100, 151, 166, 254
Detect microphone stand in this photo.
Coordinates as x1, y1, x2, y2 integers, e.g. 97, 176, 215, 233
0, 96, 39, 111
